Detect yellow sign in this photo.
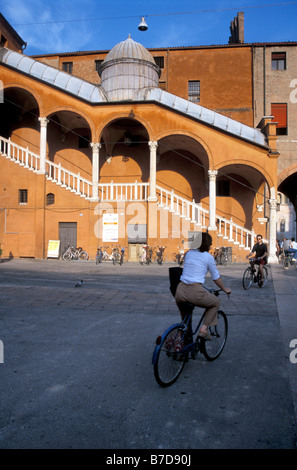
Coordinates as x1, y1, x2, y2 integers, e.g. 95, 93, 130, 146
47, 240, 60, 258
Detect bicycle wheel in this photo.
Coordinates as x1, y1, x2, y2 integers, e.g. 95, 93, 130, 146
62, 251, 72, 261
283, 257, 289, 269
242, 267, 253, 290
153, 326, 187, 387
258, 266, 268, 288
201, 310, 228, 361
78, 251, 88, 260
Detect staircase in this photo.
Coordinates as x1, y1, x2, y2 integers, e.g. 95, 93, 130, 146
0, 136, 257, 260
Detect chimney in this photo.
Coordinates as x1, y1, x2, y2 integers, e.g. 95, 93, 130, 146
229, 12, 244, 44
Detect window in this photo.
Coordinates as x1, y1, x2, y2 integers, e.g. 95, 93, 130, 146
46, 193, 55, 205
62, 62, 73, 74
280, 218, 285, 233
271, 103, 287, 135
0, 34, 7, 47
159, 81, 166, 90
217, 180, 230, 197
18, 189, 28, 204
188, 81, 200, 103
154, 56, 164, 69
95, 60, 103, 73
271, 52, 286, 70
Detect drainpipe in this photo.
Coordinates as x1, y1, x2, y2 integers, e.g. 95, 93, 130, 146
263, 45, 266, 116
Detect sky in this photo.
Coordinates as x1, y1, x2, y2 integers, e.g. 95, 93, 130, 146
1, 0, 297, 55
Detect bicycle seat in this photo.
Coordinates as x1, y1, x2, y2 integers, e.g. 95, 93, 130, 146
177, 301, 195, 315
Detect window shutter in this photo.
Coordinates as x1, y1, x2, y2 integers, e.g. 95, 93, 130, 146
271, 52, 286, 60
271, 103, 287, 128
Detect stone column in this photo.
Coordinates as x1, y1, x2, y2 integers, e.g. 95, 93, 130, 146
208, 170, 218, 231
148, 141, 158, 201
268, 198, 278, 264
38, 117, 49, 174
90, 143, 101, 201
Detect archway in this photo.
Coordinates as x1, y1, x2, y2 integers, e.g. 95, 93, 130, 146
47, 110, 93, 181
0, 87, 40, 152
156, 134, 210, 202
99, 118, 150, 183
214, 163, 270, 233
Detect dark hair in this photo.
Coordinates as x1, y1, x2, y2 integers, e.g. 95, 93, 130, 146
198, 232, 212, 252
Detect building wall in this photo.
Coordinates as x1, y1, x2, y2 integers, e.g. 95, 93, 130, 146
33, 45, 254, 126
0, 15, 26, 52
253, 44, 297, 176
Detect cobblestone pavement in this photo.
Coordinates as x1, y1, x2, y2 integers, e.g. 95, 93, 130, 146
0, 258, 296, 449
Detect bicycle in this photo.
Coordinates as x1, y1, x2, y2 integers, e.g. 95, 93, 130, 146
156, 246, 165, 265
62, 245, 89, 261
281, 251, 297, 270
176, 248, 185, 266
214, 248, 228, 266
95, 247, 102, 264
152, 270, 228, 387
242, 258, 268, 290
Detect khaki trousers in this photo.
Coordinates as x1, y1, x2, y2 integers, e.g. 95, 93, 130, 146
175, 281, 220, 326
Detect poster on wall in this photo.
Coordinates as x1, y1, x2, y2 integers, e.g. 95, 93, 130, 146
102, 213, 119, 242
47, 240, 60, 258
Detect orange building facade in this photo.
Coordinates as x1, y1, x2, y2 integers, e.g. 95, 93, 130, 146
0, 21, 280, 263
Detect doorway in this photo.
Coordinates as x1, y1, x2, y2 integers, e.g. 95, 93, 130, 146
59, 222, 77, 256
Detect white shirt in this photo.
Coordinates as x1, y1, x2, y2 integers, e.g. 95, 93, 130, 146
180, 249, 220, 284
291, 241, 297, 249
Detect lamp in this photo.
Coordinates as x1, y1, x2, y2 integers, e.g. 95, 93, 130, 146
138, 17, 148, 31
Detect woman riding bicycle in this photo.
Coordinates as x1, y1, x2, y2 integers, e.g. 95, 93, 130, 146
175, 232, 231, 340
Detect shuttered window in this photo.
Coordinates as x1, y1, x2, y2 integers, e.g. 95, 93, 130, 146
271, 103, 287, 135
271, 52, 286, 70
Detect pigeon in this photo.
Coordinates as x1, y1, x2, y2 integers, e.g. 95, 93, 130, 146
75, 280, 83, 287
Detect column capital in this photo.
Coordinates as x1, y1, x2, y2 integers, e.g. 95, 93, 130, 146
268, 198, 278, 210
148, 141, 158, 151
38, 117, 49, 127
208, 169, 218, 179
90, 142, 102, 150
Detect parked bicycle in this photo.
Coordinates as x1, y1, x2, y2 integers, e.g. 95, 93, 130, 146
280, 251, 297, 270
176, 247, 185, 266
139, 245, 147, 265
213, 248, 228, 266
156, 246, 165, 265
62, 245, 88, 261
95, 247, 103, 264
152, 268, 228, 387
242, 257, 268, 289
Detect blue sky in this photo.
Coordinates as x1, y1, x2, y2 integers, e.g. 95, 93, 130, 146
1, 0, 297, 55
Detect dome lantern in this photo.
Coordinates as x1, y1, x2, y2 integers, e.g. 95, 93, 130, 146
99, 35, 161, 101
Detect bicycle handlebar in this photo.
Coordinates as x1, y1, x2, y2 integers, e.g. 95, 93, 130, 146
203, 286, 230, 297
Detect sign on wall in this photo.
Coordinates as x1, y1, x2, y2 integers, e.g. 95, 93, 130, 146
103, 213, 119, 242
47, 240, 60, 258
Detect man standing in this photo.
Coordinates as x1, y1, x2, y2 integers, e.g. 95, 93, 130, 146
247, 234, 268, 285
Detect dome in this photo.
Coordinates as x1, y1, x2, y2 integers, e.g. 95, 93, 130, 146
102, 34, 157, 66
100, 35, 160, 101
